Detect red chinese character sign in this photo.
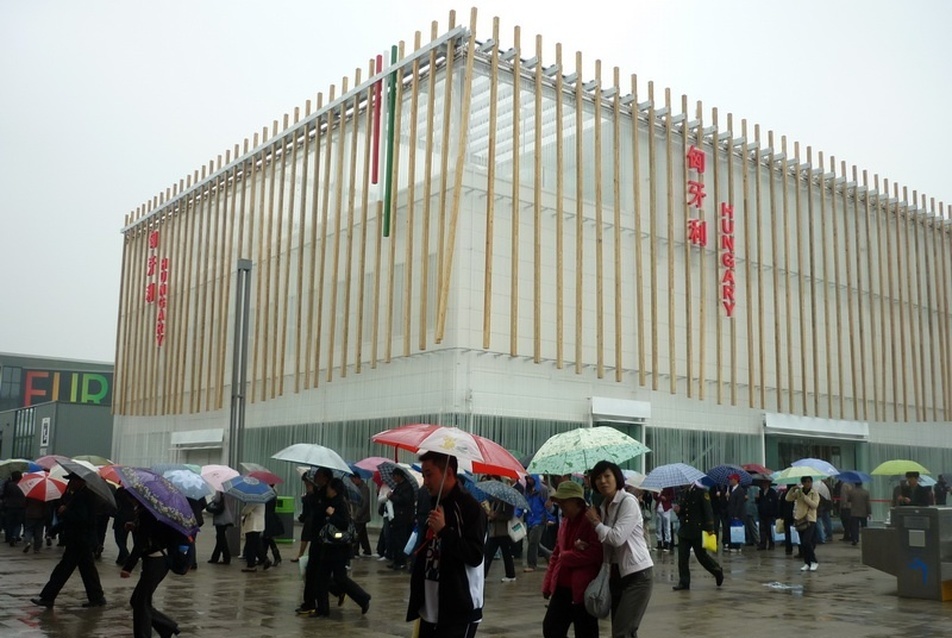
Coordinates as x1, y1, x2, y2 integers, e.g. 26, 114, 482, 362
143, 229, 169, 346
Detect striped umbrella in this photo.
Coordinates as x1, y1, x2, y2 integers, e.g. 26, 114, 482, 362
641, 463, 707, 491
18, 472, 68, 502
706, 464, 752, 487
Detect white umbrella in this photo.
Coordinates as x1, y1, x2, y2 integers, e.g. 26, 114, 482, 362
271, 443, 352, 474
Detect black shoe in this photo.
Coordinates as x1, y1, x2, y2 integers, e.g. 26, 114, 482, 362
31, 597, 53, 608
82, 599, 107, 608
715, 570, 724, 587
262, 559, 272, 571
308, 610, 329, 618
46, 537, 52, 547
272, 558, 282, 566
208, 559, 219, 564
672, 584, 690, 591
295, 606, 315, 615
337, 593, 346, 607
361, 597, 371, 615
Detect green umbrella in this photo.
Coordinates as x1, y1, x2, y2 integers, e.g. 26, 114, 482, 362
871, 459, 931, 476
526, 427, 650, 475
72, 454, 114, 467
770, 465, 831, 484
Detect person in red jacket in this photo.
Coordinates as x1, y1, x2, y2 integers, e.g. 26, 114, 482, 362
542, 481, 603, 638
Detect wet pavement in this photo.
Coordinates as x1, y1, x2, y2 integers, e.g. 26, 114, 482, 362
1, 528, 950, 637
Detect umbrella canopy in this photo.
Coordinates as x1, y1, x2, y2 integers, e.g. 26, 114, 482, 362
526, 427, 651, 475
348, 462, 374, 479
271, 444, 352, 475
791, 458, 839, 476
474, 479, 529, 510
99, 464, 124, 485
871, 459, 931, 476
377, 462, 423, 490
814, 480, 832, 501
354, 456, 393, 474
372, 423, 524, 479
0, 458, 41, 479
222, 475, 276, 504
117, 466, 198, 537
50, 459, 98, 480
706, 464, 753, 487
72, 454, 113, 467
54, 459, 117, 511
201, 464, 240, 492
771, 465, 832, 484
239, 462, 272, 474
151, 463, 202, 475
641, 463, 707, 491
741, 463, 773, 475
163, 469, 216, 500
18, 472, 68, 501
34, 454, 72, 470
247, 469, 284, 485
836, 470, 872, 484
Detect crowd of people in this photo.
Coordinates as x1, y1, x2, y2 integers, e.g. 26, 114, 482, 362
2, 463, 949, 638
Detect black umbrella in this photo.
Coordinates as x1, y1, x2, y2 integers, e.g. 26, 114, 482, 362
55, 459, 117, 512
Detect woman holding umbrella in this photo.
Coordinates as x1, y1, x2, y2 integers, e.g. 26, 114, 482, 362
120, 491, 182, 638
585, 460, 653, 638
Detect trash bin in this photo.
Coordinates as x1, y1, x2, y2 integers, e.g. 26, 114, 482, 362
275, 495, 296, 544
891, 506, 952, 601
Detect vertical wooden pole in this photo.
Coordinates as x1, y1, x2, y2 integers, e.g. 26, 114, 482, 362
293, 105, 311, 392
534, 35, 544, 365
923, 195, 938, 418
794, 143, 807, 414
420, 24, 438, 353
575, 51, 585, 376
858, 169, 875, 419
315, 89, 336, 382
728, 115, 737, 406
510, 26, 522, 358
371, 200, 383, 368
906, 188, 924, 419
248, 134, 264, 400
632, 75, 645, 387
435, 10, 457, 331
741, 120, 753, 408
768, 131, 781, 413
341, 72, 362, 376
277, 114, 297, 395
895, 183, 909, 420
712, 109, 722, 404
205, 163, 224, 410
695, 102, 706, 400
594, 62, 604, 379
482, 19, 499, 351
664, 88, 675, 393
754, 125, 765, 409
681, 94, 693, 398
328, 80, 350, 380
555, 46, 565, 369
881, 177, 897, 418
842, 161, 859, 418
385, 44, 405, 362
193, 168, 212, 411
933, 200, 949, 417
403, 39, 421, 359
114, 224, 130, 415
870, 172, 887, 420
262, 123, 280, 400
782, 137, 795, 413
357, 66, 375, 373
806, 146, 818, 415
612, 67, 623, 382
828, 155, 842, 417
304, 94, 324, 388
939, 202, 952, 416
648, 82, 658, 390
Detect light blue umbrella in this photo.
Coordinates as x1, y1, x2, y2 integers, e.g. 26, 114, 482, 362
641, 463, 707, 491
791, 458, 839, 476
222, 475, 275, 504
163, 469, 215, 500
474, 479, 529, 510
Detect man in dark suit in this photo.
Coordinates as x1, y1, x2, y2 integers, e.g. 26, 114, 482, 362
755, 481, 779, 550
388, 467, 416, 570
672, 482, 724, 591
897, 471, 933, 507
31, 474, 106, 608
726, 474, 747, 551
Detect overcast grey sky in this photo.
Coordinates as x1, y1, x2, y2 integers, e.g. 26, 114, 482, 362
1, 0, 949, 363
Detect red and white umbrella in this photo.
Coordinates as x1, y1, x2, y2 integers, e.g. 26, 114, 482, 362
18, 472, 68, 501
372, 424, 525, 480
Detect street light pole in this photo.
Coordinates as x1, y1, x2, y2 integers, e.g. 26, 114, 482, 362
228, 259, 252, 470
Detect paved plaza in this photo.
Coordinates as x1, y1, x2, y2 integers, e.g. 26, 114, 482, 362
0, 527, 950, 638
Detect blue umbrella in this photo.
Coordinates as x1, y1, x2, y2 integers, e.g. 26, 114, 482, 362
791, 458, 839, 476
706, 464, 752, 487
151, 463, 201, 475
222, 475, 276, 504
474, 479, 529, 510
836, 470, 872, 484
116, 466, 198, 537
348, 462, 373, 479
458, 473, 488, 501
641, 463, 707, 491
162, 469, 215, 500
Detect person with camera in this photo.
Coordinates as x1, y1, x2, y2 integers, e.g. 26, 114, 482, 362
785, 476, 820, 572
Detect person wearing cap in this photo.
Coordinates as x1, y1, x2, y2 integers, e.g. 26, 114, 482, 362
897, 471, 934, 507
31, 473, 107, 609
785, 476, 820, 572
672, 481, 724, 591
542, 480, 602, 638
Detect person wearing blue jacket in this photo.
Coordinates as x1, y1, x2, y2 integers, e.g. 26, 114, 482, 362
523, 474, 554, 572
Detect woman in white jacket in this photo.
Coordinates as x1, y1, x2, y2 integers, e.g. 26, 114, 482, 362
586, 460, 654, 638
240, 502, 267, 572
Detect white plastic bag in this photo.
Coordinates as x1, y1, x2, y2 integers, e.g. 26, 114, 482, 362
507, 518, 527, 543
404, 528, 419, 555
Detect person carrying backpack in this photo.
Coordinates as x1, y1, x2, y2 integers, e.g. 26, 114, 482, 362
120, 492, 184, 638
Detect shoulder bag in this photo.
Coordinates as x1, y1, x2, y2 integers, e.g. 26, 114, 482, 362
584, 493, 632, 619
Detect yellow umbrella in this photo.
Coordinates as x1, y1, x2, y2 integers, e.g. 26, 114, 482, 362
871, 460, 930, 475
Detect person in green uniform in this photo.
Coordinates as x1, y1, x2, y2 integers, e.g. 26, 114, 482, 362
672, 481, 724, 591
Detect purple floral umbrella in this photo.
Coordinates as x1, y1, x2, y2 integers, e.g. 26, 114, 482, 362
117, 466, 199, 537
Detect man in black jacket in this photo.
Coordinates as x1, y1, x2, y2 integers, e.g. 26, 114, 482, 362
408, 452, 487, 638
672, 482, 724, 591
388, 467, 416, 570
755, 480, 780, 550
31, 474, 106, 608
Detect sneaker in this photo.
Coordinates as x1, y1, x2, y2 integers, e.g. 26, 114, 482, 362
295, 606, 315, 615
800, 564, 810, 571
523, 567, 536, 572
377, 555, 388, 562
809, 562, 819, 571
501, 577, 516, 583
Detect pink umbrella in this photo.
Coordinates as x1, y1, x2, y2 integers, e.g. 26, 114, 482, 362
33, 454, 71, 471
201, 464, 240, 492
18, 472, 68, 501
372, 424, 525, 480
354, 456, 393, 473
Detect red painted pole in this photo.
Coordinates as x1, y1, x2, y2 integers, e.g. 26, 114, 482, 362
372, 54, 383, 185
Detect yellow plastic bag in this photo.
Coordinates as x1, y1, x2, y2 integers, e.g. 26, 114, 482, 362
775, 518, 785, 535
702, 530, 717, 553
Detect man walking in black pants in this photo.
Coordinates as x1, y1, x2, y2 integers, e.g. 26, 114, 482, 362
672, 481, 724, 591
31, 474, 106, 609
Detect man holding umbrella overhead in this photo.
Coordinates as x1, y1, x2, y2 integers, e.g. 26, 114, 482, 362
31, 473, 107, 609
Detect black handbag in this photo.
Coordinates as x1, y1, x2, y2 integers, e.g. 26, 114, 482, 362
318, 520, 357, 545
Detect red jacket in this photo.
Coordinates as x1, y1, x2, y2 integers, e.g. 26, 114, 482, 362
542, 511, 603, 604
